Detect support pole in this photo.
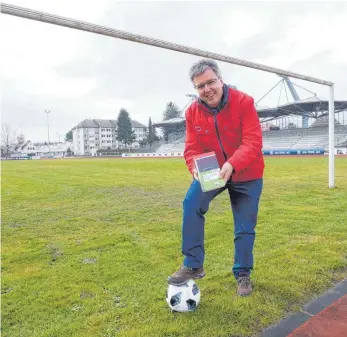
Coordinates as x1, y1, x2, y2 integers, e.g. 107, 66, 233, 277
329, 84, 335, 188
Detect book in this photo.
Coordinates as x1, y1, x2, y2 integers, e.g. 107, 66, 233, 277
193, 151, 226, 192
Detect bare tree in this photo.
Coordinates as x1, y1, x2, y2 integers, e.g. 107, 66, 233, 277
1, 124, 17, 157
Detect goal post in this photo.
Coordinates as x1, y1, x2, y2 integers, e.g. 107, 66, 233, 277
1, 2, 336, 187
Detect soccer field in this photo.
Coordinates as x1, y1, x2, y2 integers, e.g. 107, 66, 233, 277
2, 157, 347, 337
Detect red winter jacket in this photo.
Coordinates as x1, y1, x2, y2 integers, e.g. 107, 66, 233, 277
184, 87, 264, 182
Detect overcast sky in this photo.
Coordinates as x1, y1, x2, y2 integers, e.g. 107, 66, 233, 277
2, 0, 347, 143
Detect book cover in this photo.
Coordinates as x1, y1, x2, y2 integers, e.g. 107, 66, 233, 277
193, 151, 226, 192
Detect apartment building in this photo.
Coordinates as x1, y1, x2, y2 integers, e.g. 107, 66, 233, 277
71, 119, 147, 156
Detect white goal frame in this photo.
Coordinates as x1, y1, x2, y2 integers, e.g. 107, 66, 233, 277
1, 3, 336, 188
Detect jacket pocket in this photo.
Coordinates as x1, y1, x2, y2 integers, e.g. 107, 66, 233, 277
193, 125, 213, 134
193, 125, 214, 147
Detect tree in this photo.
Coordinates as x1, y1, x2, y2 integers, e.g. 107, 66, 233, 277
161, 102, 183, 141
116, 108, 136, 148
162, 102, 182, 121
147, 117, 159, 146
17, 133, 25, 145
1, 124, 17, 157
65, 130, 73, 141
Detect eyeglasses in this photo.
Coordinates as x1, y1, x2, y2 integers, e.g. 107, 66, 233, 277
194, 78, 219, 91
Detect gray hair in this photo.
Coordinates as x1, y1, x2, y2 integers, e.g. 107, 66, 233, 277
189, 58, 222, 82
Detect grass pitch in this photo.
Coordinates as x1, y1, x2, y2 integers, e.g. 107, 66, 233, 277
2, 156, 347, 337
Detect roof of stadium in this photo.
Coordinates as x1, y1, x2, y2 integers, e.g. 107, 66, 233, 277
257, 96, 347, 120
153, 77, 347, 127
153, 96, 347, 127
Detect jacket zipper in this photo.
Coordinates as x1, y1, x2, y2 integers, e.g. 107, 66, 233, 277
213, 114, 228, 161
199, 103, 228, 161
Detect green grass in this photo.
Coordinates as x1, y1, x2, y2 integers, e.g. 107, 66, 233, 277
1, 156, 347, 337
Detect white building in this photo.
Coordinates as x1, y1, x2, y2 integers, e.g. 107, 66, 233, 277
16, 140, 72, 157
71, 119, 147, 156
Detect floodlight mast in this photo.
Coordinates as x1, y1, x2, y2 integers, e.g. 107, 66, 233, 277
0, 2, 336, 188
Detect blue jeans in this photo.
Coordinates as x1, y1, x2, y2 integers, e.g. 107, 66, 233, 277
182, 178, 263, 279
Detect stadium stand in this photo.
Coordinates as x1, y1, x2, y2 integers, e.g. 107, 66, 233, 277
155, 116, 347, 153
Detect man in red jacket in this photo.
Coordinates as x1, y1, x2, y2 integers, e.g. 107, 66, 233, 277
168, 59, 265, 296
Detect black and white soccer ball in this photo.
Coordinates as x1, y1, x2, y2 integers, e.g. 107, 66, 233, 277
166, 279, 201, 312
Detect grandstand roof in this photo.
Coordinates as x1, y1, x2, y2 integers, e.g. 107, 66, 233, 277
153, 97, 347, 127
257, 97, 347, 119
152, 117, 185, 127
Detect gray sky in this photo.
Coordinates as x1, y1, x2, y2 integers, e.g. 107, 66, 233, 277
2, 0, 347, 142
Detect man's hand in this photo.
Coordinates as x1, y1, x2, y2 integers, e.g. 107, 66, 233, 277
219, 162, 234, 183
193, 168, 199, 180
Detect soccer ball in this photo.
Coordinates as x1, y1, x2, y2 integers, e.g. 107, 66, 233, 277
166, 279, 201, 312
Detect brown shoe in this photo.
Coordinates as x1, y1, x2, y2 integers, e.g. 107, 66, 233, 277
168, 265, 205, 286
237, 276, 252, 296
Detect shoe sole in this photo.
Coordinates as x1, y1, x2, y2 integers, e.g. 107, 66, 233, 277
167, 271, 206, 286
238, 292, 252, 296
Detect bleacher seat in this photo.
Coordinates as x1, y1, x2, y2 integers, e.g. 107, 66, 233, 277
155, 124, 347, 153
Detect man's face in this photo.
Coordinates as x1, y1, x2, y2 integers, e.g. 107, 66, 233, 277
193, 68, 224, 108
